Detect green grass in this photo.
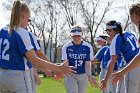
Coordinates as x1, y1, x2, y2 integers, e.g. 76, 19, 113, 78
37, 76, 101, 93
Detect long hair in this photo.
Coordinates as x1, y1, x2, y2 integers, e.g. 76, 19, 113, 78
129, 3, 140, 32
9, 0, 30, 33
129, 3, 140, 45
106, 20, 125, 44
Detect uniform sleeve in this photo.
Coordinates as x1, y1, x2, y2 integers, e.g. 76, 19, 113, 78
95, 47, 107, 62
110, 35, 122, 56
61, 45, 67, 61
16, 28, 34, 56
30, 32, 40, 51
85, 44, 94, 61
89, 44, 94, 60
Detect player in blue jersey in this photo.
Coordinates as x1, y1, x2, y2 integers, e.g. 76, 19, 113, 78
93, 35, 125, 93
28, 32, 55, 93
110, 3, 140, 92
105, 37, 125, 93
92, 35, 110, 93
100, 20, 139, 93
0, 0, 75, 93
62, 26, 99, 93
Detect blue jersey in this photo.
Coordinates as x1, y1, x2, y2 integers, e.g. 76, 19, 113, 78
105, 46, 124, 70
27, 32, 40, 68
0, 26, 40, 70
110, 32, 139, 64
95, 46, 108, 68
95, 45, 120, 70
62, 41, 93, 74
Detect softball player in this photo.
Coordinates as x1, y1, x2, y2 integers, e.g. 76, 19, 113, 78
29, 32, 56, 93
92, 35, 109, 93
0, 0, 74, 93
111, 3, 140, 86
106, 47, 125, 93
28, 32, 41, 93
62, 26, 98, 93
93, 35, 124, 93
100, 20, 139, 93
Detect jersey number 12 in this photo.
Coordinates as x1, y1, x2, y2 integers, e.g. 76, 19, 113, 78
0, 38, 9, 61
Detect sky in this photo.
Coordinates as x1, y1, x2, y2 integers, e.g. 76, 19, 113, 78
0, 0, 9, 28
0, 0, 139, 33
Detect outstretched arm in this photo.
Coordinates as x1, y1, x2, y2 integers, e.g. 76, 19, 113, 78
25, 50, 75, 76
100, 55, 117, 89
112, 53, 140, 84
85, 61, 99, 88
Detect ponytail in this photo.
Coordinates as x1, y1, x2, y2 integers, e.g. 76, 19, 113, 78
9, 0, 30, 33
9, 0, 21, 33
115, 22, 126, 44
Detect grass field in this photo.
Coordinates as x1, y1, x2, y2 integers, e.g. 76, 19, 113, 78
37, 76, 101, 93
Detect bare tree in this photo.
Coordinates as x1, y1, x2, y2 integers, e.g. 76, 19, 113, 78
79, 0, 115, 52
55, 0, 81, 28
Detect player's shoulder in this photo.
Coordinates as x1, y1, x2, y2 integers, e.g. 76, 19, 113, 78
112, 33, 122, 42
0, 25, 8, 32
97, 46, 108, 53
82, 41, 92, 47
28, 31, 36, 37
124, 31, 136, 38
28, 31, 38, 40
101, 45, 108, 50
15, 27, 29, 37
62, 41, 73, 48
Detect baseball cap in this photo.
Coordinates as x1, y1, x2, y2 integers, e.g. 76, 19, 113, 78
105, 25, 117, 31
70, 28, 82, 36
95, 36, 107, 42
105, 22, 121, 31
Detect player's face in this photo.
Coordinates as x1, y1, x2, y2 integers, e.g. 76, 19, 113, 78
106, 37, 112, 44
130, 13, 139, 26
71, 35, 82, 44
97, 40, 106, 46
105, 29, 116, 38
20, 11, 30, 29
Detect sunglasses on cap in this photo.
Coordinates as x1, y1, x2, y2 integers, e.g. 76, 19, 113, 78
71, 28, 82, 33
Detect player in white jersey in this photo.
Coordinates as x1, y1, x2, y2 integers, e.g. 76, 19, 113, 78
62, 26, 99, 93
100, 20, 139, 93
0, 0, 75, 93
111, 3, 140, 92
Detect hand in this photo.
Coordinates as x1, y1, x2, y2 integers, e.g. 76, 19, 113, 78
53, 71, 64, 80
100, 79, 107, 90
34, 74, 41, 85
43, 70, 54, 77
111, 71, 124, 85
58, 65, 76, 76
88, 76, 99, 88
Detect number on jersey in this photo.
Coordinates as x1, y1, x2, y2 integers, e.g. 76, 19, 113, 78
0, 38, 9, 61
75, 60, 83, 68
126, 36, 139, 51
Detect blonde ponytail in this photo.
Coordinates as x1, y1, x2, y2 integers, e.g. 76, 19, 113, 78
8, 0, 30, 33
